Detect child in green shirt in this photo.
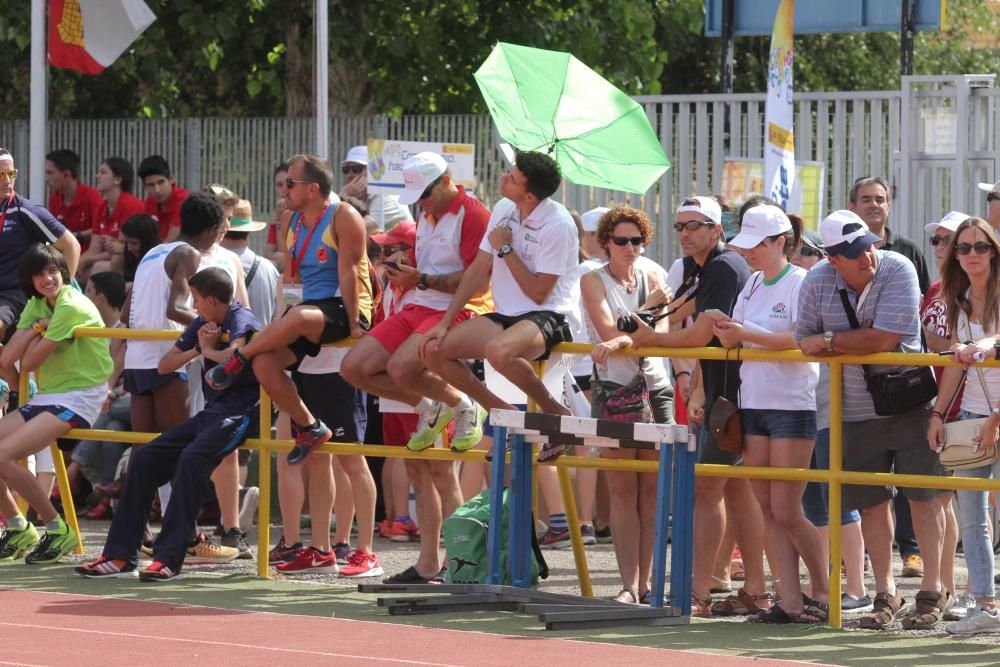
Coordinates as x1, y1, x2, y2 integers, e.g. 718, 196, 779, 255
0, 244, 112, 564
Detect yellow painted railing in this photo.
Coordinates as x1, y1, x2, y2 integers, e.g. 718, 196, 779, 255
36, 325, 1000, 630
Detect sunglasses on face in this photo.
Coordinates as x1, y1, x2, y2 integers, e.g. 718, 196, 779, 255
929, 234, 952, 247
988, 193, 1000, 203
285, 178, 314, 189
342, 165, 365, 175
798, 245, 825, 258
954, 241, 994, 256
0, 168, 18, 182
673, 220, 714, 233
610, 236, 643, 247
418, 177, 442, 201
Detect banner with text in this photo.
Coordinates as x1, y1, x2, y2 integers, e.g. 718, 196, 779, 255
367, 140, 476, 195
764, 0, 795, 209
721, 158, 825, 230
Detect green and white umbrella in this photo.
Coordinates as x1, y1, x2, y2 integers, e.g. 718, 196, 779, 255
474, 42, 671, 194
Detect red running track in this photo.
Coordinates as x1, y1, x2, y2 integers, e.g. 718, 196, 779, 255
0, 589, 814, 666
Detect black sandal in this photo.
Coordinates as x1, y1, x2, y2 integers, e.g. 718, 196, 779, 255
537, 442, 573, 463
796, 598, 829, 624
749, 604, 798, 624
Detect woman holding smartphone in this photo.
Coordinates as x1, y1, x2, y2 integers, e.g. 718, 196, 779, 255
712, 204, 827, 623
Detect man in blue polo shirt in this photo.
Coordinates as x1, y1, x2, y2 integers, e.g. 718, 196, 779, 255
796, 210, 950, 630
0, 149, 80, 400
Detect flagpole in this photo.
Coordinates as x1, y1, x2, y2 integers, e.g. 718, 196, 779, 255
314, 0, 329, 158
29, 0, 47, 201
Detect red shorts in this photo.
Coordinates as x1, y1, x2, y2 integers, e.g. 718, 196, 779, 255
382, 413, 420, 447
368, 304, 473, 354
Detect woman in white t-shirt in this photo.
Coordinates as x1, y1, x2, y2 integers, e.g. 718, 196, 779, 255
712, 204, 827, 623
928, 216, 1000, 634
581, 206, 673, 604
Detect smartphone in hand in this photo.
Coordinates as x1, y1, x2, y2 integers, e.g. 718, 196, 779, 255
703, 308, 730, 321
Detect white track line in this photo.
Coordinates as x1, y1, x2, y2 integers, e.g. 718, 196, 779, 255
0, 622, 459, 667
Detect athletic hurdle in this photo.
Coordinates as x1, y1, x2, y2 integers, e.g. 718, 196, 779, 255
361, 409, 696, 631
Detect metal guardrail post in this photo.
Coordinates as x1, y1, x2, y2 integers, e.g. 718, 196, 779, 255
828, 361, 844, 630
256, 390, 273, 578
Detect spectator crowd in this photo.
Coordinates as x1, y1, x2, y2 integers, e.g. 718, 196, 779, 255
2, 144, 1000, 634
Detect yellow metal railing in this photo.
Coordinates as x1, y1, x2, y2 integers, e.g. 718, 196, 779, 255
32, 326, 1000, 630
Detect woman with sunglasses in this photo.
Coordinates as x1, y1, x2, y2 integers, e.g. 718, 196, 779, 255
928, 217, 1000, 635
580, 205, 673, 604
712, 204, 828, 623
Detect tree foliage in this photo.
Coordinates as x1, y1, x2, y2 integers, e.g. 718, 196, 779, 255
0, 0, 995, 119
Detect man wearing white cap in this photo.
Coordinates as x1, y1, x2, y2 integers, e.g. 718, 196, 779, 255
629, 195, 751, 611
414, 151, 579, 458
339, 145, 412, 230
340, 151, 491, 583
795, 210, 950, 630
976, 180, 1000, 230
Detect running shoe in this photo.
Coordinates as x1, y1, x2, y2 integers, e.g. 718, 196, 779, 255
0, 524, 40, 562
25, 525, 78, 564
287, 419, 332, 465
220, 528, 253, 560
269, 536, 303, 564
841, 594, 874, 614
449, 401, 486, 452
386, 517, 419, 543
378, 518, 392, 538
332, 542, 352, 565
594, 524, 613, 544
76, 555, 138, 578
139, 561, 182, 582
539, 527, 571, 550
901, 553, 924, 578
204, 349, 249, 390
238, 486, 259, 531
340, 549, 384, 578
407, 400, 454, 451
184, 533, 239, 564
946, 607, 1000, 635
275, 546, 339, 575
580, 524, 597, 546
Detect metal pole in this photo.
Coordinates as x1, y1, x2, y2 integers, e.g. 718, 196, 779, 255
828, 362, 844, 629
900, 0, 915, 77
720, 0, 735, 94
314, 0, 329, 158
29, 0, 46, 201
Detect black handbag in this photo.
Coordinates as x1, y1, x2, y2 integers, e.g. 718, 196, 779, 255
838, 288, 936, 416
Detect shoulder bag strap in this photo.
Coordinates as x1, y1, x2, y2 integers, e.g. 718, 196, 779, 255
244, 255, 262, 288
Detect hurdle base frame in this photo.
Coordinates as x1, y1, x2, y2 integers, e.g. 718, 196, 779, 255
358, 583, 689, 630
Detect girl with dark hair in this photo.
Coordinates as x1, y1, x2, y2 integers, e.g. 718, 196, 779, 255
712, 204, 828, 623
120, 213, 161, 284
0, 244, 112, 564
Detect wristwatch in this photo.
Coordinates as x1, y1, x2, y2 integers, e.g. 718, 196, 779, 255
497, 244, 513, 258
823, 330, 835, 352
416, 273, 429, 291
992, 405, 1000, 416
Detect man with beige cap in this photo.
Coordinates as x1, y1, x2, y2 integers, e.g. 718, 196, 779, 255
220, 200, 280, 326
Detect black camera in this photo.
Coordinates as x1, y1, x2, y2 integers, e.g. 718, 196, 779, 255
616, 310, 659, 333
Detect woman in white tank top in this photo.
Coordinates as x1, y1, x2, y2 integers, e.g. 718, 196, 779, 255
928, 217, 1000, 633
580, 206, 672, 605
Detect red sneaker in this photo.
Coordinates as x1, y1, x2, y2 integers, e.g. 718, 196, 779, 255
339, 549, 384, 578
275, 546, 339, 575
378, 519, 392, 538
386, 518, 419, 543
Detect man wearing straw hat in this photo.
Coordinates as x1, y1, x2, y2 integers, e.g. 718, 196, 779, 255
220, 199, 280, 326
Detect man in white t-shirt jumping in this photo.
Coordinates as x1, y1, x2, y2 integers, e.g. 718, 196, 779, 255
413, 151, 578, 456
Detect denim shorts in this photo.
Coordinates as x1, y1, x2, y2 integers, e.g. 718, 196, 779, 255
741, 408, 817, 440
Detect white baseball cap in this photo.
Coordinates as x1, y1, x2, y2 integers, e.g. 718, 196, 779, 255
580, 207, 609, 233
819, 210, 882, 259
925, 211, 970, 235
676, 196, 722, 225
398, 152, 447, 205
728, 205, 792, 249
977, 180, 1000, 195
342, 145, 368, 166
0, 151, 13, 164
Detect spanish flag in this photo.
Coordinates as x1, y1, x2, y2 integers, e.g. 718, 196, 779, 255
48, 0, 156, 74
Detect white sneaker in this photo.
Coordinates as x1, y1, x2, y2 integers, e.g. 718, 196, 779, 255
946, 607, 1000, 635
407, 400, 454, 451
239, 486, 260, 532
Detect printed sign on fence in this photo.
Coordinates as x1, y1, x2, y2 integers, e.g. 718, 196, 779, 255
721, 157, 825, 230
367, 140, 476, 195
